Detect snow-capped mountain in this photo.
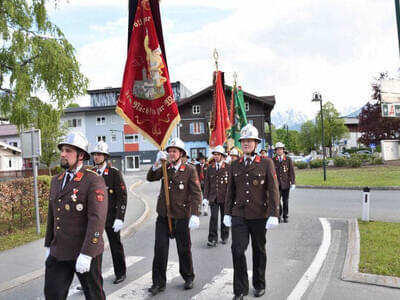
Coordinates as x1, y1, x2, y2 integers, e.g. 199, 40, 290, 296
271, 109, 310, 131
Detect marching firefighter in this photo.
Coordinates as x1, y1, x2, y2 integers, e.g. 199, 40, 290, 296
147, 137, 202, 295
203, 145, 231, 246
224, 124, 280, 300
229, 148, 240, 163
91, 141, 128, 284
44, 132, 108, 300
273, 142, 296, 223
196, 152, 209, 216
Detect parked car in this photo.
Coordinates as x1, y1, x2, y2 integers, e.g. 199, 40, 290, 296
337, 152, 351, 158
356, 150, 371, 155
288, 155, 305, 162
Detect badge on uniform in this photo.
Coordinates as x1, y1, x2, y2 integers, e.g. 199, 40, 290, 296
71, 188, 79, 202
179, 181, 184, 190
109, 188, 114, 194
91, 238, 98, 244
75, 203, 84, 211
96, 189, 105, 202
94, 232, 100, 237
65, 204, 71, 211
253, 179, 259, 186
260, 180, 265, 185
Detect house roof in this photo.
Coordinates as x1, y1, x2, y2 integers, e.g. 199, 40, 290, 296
176, 85, 275, 107
0, 124, 18, 136
343, 108, 361, 118
0, 141, 21, 153
64, 105, 116, 114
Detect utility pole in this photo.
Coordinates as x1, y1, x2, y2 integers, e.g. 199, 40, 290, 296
395, 0, 400, 58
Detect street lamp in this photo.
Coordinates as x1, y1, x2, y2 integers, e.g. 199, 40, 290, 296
283, 124, 289, 151
312, 92, 327, 181
109, 129, 126, 174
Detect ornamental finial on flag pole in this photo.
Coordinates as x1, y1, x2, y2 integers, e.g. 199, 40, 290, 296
233, 71, 238, 85
213, 48, 219, 71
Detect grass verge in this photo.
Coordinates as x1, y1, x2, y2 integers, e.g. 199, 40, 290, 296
358, 220, 400, 277
296, 165, 400, 187
0, 224, 46, 252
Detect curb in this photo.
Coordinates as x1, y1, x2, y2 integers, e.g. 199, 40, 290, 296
0, 180, 149, 294
341, 218, 400, 288
297, 185, 400, 191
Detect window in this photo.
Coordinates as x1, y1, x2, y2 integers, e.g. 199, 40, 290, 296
9, 142, 18, 147
9, 159, 12, 168
111, 133, 117, 143
191, 148, 206, 161
192, 105, 200, 114
97, 136, 106, 142
126, 155, 140, 170
248, 119, 254, 125
67, 118, 81, 128
124, 134, 139, 144
96, 116, 106, 125
189, 122, 204, 135
245, 102, 250, 112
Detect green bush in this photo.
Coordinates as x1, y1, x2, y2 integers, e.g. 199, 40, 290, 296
310, 159, 323, 168
334, 157, 347, 167
349, 157, 361, 168
369, 156, 383, 165
52, 165, 64, 175
295, 161, 308, 169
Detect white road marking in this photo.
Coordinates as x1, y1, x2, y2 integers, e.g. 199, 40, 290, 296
68, 256, 144, 297
192, 269, 252, 300
287, 218, 331, 300
108, 261, 180, 299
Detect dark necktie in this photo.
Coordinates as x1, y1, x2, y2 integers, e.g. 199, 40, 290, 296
62, 172, 73, 189
216, 164, 219, 171
246, 157, 252, 166
97, 170, 102, 175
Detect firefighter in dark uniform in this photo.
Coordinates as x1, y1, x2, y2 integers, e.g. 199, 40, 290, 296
44, 132, 108, 300
91, 141, 128, 284
147, 137, 202, 295
224, 124, 280, 300
196, 152, 209, 216
203, 145, 231, 246
229, 148, 240, 163
273, 142, 296, 223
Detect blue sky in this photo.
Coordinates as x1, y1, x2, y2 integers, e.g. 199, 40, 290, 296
47, 0, 400, 117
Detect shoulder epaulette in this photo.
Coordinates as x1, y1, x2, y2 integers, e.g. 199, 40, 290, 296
85, 168, 100, 176
111, 166, 119, 171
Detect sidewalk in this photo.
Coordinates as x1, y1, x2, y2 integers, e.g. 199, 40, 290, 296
0, 174, 149, 293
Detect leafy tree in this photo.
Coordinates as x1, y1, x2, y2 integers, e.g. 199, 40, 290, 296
0, 0, 88, 128
298, 120, 318, 154
358, 72, 400, 145
67, 103, 80, 108
28, 98, 67, 175
315, 102, 349, 157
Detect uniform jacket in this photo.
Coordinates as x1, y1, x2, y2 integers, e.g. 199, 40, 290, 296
273, 155, 296, 190
204, 162, 231, 204
195, 163, 208, 191
225, 155, 280, 219
147, 163, 202, 218
44, 167, 108, 261
93, 166, 127, 227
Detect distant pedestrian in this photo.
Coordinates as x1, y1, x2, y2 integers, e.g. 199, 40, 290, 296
196, 152, 209, 216
91, 141, 128, 284
203, 145, 231, 246
147, 137, 202, 295
224, 124, 280, 300
273, 142, 296, 223
267, 144, 274, 158
44, 132, 108, 300
259, 149, 268, 158
229, 148, 240, 163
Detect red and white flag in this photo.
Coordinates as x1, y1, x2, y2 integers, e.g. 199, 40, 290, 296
116, 0, 180, 149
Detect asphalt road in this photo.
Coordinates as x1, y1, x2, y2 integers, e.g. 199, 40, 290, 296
1, 171, 400, 300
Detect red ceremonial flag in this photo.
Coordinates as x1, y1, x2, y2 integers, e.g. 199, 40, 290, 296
116, 0, 180, 149
209, 71, 231, 147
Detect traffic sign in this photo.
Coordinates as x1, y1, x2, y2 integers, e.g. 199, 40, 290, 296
369, 143, 376, 149
381, 103, 400, 117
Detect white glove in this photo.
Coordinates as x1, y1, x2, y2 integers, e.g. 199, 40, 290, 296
75, 253, 92, 273
202, 199, 209, 206
188, 215, 200, 230
113, 219, 124, 232
45, 247, 50, 260
223, 215, 232, 227
266, 216, 279, 229
291, 184, 296, 190
156, 151, 168, 163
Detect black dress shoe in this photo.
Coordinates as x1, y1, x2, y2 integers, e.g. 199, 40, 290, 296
283, 218, 289, 223
221, 239, 227, 244
148, 284, 165, 295
113, 274, 126, 284
203, 212, 208, 216
207, 240, 217, 247
232, 294, 244, 300
184, 279, 194, 290
278, 217, 282, 223
254, 288, 265, 297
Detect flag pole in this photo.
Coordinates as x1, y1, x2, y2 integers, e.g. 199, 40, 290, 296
161, 159, 174, 238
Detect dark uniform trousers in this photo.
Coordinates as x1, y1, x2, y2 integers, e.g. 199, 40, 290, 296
208, 202, 229, 242
152, 216, 194, 287
231, 217, 267, 296
44, 254, 105, 300
279, 188, 290, 219
105, 225, 126, 277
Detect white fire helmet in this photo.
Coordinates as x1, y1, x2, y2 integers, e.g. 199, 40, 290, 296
212, 145, 226, 156
166, 137, 186, 156
238, 124, 261, 142
275, 142, 285, 149
230, 148, 240, 157
58, 132, 90, 160
91, 141, 110, 156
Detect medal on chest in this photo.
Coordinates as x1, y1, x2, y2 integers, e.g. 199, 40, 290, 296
179, 181, 184, 190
